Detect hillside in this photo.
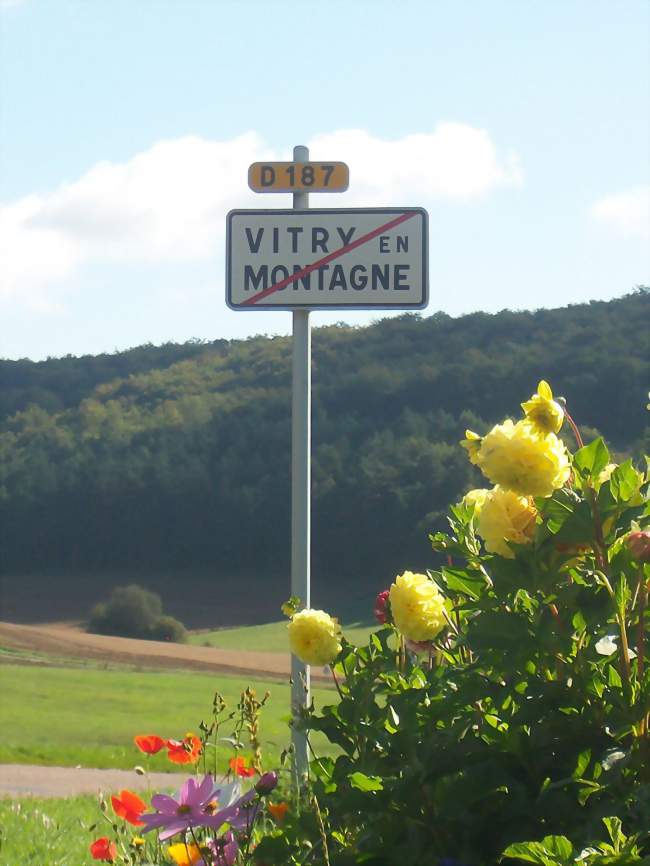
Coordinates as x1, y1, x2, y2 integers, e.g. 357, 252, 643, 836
1, 290, 648, 625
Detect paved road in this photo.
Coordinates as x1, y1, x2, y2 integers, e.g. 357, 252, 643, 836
0, 764, 180, 798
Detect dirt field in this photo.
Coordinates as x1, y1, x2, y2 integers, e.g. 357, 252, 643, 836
0, 620, 330, 680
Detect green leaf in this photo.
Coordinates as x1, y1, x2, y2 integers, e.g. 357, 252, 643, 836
609, 460, 643, 503
541, 836, 574, 860
442, 566, 485, 599
573, 748, 591, 778
501, 837, 574, 865
574, 437, 611, 478
348, 771, 384, 792
500, 841, 557, 864
607, 664, 622, 688
602, 816, 625, 848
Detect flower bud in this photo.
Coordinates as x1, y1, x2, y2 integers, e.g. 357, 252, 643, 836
255, 771, 278, 795
627, 531, 650, 563
374, 589, 390, 624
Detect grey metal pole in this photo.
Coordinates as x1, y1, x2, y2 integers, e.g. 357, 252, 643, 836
291, 144, 311, 777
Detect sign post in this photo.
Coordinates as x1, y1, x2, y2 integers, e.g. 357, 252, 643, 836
290, 145, 311, 777
227, 146, 428, 778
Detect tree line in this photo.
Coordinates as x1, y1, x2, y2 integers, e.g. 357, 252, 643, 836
1, 289, 648, 607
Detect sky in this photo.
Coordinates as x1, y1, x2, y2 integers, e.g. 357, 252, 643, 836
0, 0, 648, 361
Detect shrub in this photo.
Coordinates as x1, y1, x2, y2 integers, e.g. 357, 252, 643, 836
87, 584, 186, 642
264, 380, 650, 865
147, 614, 187, 643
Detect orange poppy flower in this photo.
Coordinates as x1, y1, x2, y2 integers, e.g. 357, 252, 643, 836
267, 801, 289, 823
134, 734, 165, 755
111, 789, 147, 825
90, 837, 117, 861
166, 733, 202, 764
229, 756, 256, 777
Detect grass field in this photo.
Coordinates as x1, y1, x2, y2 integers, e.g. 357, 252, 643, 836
0, 661, 335, 770
0, 794, 100, 865
190, 619, 375, 652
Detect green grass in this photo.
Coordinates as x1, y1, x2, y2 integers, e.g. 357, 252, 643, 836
0, 795, 101, 865
0, 662, 335, 770
190, 619, 375, 652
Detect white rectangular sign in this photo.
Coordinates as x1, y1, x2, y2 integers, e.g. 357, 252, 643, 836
226, 208, 428, 310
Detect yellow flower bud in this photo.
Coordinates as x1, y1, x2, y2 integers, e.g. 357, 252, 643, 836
476, 486, 537, 558
287, 609, 342, 666
460, 429, 482, 465
389, 571, 446, 642
462, 488, 490, 514
521, 380, 564, 434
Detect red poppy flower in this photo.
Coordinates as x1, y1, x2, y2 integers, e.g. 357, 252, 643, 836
134, 734, 165, 755
90, 837, 117, 861
166, 733, 202, 764
111, 789, 147, 825
229, 756, 257, 777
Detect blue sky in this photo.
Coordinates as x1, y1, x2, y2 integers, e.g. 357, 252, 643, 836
1, 0, 648, 360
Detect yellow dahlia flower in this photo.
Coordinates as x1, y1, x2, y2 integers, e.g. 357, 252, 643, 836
477, 418, 570, 497
462, 488, 490, 514
521, 380, 564, 434
477, 486, 537, 558
288, 609, 342, 666
389, 571, 446, 642
460, 429, 482, 465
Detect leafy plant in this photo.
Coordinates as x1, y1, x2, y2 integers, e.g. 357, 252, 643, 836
265, 382, 650, 865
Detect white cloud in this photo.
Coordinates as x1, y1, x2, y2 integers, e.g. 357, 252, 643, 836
0, 124, 522, 310
310, 124, 523, 204
591, 186, 650, 239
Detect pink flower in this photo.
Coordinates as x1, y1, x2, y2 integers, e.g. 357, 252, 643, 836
374, 589, 390, 624
140, 775, 254, 841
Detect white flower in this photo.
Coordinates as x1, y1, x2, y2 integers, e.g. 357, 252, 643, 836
595, 635, 618, 655
595, 635, 636, 658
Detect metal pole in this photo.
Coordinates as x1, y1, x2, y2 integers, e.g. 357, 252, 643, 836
291, 144, 311, 777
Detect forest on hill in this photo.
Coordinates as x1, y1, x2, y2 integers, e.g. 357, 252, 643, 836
1, 289, 649, 622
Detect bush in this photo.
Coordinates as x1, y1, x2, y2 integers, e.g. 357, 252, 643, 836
88, 584, 186, 642
147, 614, 187, 643
258, 381, 650, 865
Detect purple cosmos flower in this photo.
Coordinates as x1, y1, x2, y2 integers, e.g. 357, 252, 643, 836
255, 771, 278, 795
140, 775, 255, 841
208, 831, 239, 866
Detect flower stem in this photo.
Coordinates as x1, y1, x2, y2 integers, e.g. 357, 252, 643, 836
563, 407, 584, 450
565, 404, 608, 568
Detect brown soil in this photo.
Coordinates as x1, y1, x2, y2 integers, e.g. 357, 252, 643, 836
0, 620, 329, 680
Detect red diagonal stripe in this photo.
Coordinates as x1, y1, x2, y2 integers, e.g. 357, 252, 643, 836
242, 210, 418, 306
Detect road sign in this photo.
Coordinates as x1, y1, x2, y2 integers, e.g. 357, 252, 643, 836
248, 161, 349, 193
226, 207, 428, 310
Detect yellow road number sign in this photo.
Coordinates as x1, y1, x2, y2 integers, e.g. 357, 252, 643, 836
248, 161, 349, 193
